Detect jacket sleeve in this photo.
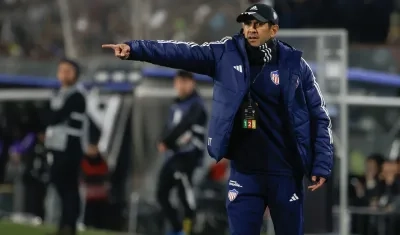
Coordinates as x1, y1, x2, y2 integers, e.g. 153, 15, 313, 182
124, 37, 231, 76
161, 102, 206, 149
301, 58, 334, 178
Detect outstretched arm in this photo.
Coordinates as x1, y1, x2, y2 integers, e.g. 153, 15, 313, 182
102, 37, 231, 77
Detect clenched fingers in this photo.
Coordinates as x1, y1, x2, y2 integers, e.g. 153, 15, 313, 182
308, 176, 326, 192
120, 46, 130, 58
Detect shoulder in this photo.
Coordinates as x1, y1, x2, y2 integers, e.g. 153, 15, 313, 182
71, 90, 86, 100
300, 57, 314, 79
156, 36, 234, 49
68, 89, 86, 106
300, 57, 312, 71
277, 40, 304, 72
200, 36, 234, 47
200, 36, 237, 55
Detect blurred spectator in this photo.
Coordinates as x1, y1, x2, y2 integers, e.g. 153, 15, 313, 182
352, 154, 384, 206
377, 160, 400, 209
81, 116, 110, 230
1, 0, 400, 59
350, 156, 400, 235
81, 146, 110, 230
377, 160, 400, 235
350, 154, 384, 235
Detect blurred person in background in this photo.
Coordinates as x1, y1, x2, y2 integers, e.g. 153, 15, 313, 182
156, 70, 208, 235
378, 160, 400, 209
350, 153, 384, 235
81, 144, 109, 230
352, 154, 384, 206
81, 116, 110, 230
376, 160, 400, 235
45, 59, 86, 235
102, 3, 333, 235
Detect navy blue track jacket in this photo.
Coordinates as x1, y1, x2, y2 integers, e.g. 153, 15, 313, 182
125, 34, 334, 179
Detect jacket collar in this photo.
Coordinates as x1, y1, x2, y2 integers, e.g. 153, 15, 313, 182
233, 34, 302, 73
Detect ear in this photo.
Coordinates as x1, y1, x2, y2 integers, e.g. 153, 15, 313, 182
270, 24, 279, 37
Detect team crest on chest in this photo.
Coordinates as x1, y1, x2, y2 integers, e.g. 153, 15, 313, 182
270, 70, 279, 85
228, 189, 239, 201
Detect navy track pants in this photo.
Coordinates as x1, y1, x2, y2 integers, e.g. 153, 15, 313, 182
226, 167, 304, 235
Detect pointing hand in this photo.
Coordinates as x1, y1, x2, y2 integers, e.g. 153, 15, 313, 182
101, 43, 131, 59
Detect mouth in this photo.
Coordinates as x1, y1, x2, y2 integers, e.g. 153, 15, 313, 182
247, 35, 259, 41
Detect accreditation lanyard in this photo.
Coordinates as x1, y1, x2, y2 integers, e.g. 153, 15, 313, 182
241, 64, 266, 130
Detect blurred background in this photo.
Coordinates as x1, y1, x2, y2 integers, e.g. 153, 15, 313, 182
0, 0, 399, 234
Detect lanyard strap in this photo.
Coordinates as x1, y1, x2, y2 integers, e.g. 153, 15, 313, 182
247, 63, 267, 102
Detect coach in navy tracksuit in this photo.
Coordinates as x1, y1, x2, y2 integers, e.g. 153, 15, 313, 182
102, 3, 333, 235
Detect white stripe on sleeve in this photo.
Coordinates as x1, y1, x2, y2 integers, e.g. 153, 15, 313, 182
302, 58, 333, 144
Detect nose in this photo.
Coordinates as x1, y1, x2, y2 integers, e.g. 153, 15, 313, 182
248, 23, 258, 32
249, 25, 257, 32
250, 21, 259, 30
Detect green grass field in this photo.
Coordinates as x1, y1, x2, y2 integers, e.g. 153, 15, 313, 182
0, 221, 118, 235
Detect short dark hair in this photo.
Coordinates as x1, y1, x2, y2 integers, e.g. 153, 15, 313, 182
59, 58, 81, 79
367, 153, 385, 166
176, 70, 194, 80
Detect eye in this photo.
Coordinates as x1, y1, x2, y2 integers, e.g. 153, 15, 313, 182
256, 22, 266, 27
244, 20, 252, 26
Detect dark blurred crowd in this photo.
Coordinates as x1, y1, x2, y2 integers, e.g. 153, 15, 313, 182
0, 0, 399, 59
349, 154, 400, 235
0, 0, 130, 59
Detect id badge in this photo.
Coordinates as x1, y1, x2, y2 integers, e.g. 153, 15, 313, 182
241, 101, 258, 130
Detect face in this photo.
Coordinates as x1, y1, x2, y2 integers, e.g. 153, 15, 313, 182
174, 76, 195, 98
57, 62, 77, 86
366, 159, 379, 177
382, 162, 398, 175
242, 19, 278, 47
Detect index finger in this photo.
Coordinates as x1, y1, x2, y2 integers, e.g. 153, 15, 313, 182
101, 44, 117, 49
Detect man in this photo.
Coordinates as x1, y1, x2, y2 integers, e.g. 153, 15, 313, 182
102, 3, 333, 235
156, 70, 207, 235
45, 58, 86, 235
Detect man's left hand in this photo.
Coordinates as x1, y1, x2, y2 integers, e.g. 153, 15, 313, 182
308, 176, 326, 191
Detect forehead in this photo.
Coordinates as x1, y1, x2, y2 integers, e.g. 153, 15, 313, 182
58, 62, 74, 69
